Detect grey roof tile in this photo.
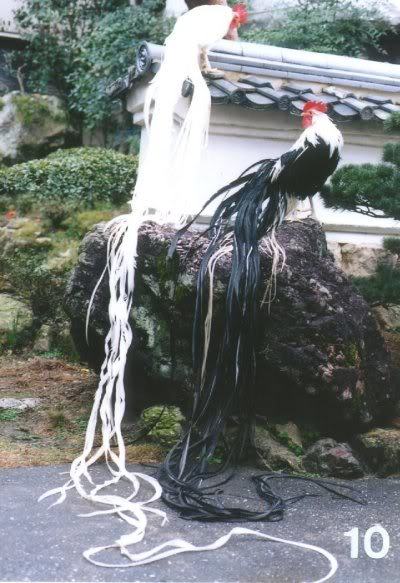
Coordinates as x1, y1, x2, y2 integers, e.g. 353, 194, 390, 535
362, 95, 393, 105
233, 81, 257, 93
342, 97, 376, 120
290, 99, 307, 114
381, 102, 400, 113
210, 78, 241, 96
107, 48, 400, 126
302, 92, 339, 104
374, 108, 391, 121
322, 87, 356, 99
242, 92, 276, 109
332, 103, 360, 119
257, 87, 294, 110
240, 76, 274, 88
281, 84, 313, 94
208, 84, 230, 103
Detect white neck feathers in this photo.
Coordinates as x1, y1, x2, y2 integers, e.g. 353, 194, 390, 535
292, 112, 343, 158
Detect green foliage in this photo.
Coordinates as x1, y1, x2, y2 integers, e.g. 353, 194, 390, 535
320, 163, 400, 220
14, 0, 129, 95
15, 0, 170, 132
0, 196, 14, 213
241, 0, 392, 58
41, 204, 71, 230
15, 195, 34, 215
384, 237, 400, 255
68, 3, 172, 130
269, 425, 303, 457
0, 409, 21, 421
12, 94, 51, 127
322, 116, 400, 222
64, 208, 120, 238
141, 405, 185, 448
353, 263, 400, 306
0, 147, 137, 208
384, 112, 400, 134
0, 247, 66, 322
48, 407, 68, 428
342, 342, 360, 366
300, 426, 321, 449
383, 142, 400, 167
0, 312, 35, 353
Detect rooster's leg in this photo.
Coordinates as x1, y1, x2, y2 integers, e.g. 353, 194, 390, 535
200, 48, 223, 78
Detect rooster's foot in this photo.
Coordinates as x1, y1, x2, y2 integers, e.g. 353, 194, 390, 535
202, 67, 225, 79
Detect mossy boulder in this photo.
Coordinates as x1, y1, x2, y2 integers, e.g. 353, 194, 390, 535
355, 428, 400, 476
64, 219, 397, 435
140, 405, 185, 448
0, 293, 33, 347
0, 92, 72, 164
64, 209, 121, 239
303, 438, 364, 478
254, 424, 302, 472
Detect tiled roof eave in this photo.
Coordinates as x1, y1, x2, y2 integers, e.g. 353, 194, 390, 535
106, 41, 400, 124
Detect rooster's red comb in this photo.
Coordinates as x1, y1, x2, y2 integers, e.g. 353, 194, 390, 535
232, 3, 248, 25
303, 101, 328, 114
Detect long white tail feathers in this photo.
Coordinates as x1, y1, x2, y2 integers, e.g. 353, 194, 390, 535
137, 36, 210, 224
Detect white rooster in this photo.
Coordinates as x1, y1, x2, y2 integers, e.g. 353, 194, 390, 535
135, 4, 248, 223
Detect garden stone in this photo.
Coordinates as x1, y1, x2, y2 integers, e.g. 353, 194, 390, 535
64, 219, 397, 434
275, 421, 303, 449
140, 405, 185, 448
33, 325, 51, 353
253, 425, 302, 472
303, 438, 364, 478
355, 428, 400, 476
0, 398, 41, 410
0, 294, 33, 335
0, 92, 71, 163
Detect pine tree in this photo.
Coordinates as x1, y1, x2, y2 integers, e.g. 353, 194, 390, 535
320, 113, 400, 220
321, 113, 400, 307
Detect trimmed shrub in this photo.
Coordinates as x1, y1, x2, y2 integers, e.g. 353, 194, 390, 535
353, 263, 400, 306
0, 147, 137, 209
384, 112, 400, 134
321, 163, 400, 219
383, 237, 400, 255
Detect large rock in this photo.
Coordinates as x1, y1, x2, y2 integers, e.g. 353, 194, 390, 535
355, 428, 400, 476
0, 92, 72, 163
0, 293, 33, 338
253, 424, 302, 472
64, 219, 397, 435
140, 405, 185, 448
303, 438, 364, 478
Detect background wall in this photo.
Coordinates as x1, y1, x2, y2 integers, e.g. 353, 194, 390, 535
130, 85, 400, 247
0, 0, 21, 27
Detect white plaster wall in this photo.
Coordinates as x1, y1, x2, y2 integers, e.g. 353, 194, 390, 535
129, 84, 400, 246
194, 106, 400, 242
0, 0, 21, 25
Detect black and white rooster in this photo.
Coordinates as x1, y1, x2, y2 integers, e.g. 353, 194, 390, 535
162, 100, 348, 521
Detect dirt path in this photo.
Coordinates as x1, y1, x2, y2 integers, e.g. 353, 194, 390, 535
0, 355, 162, 468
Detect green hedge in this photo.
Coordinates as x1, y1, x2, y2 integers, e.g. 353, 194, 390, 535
0, 147, 137, 208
